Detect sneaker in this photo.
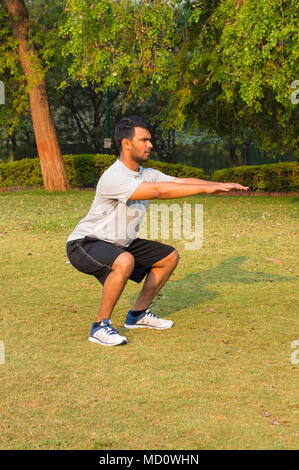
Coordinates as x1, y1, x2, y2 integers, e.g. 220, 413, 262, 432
89, 319, 127, 346
124, 307, 174, 330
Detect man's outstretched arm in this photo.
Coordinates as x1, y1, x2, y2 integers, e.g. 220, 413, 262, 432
171, 177, 216, 185
129, 180, 249, 201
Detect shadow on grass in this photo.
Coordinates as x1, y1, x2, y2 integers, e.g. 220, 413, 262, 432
290, 196, 299, 203
130, 256, 295, 316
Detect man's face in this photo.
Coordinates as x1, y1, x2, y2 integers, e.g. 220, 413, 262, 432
124, 126, 153, 163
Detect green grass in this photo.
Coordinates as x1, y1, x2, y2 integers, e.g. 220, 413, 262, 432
0, 190, 298, 450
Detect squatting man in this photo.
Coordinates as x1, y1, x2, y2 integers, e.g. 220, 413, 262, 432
66, 116, 248, 346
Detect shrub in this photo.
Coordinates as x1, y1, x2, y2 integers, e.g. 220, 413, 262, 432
0, 158, 43, 189
141, 160, 206, 179
211, 162, 299, 192
63, 154, 113, 188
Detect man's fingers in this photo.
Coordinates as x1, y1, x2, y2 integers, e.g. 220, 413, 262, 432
216, 183, 249, 192
224, 183, 249, 190
233, 183, 249, 190
217, 184, 233, 191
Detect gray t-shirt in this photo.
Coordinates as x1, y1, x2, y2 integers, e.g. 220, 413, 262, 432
67, 159, 174, 247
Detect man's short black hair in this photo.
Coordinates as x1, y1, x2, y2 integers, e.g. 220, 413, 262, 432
114, 115, 152, 152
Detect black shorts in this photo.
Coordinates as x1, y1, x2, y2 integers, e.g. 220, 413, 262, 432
66, 237, 175, 285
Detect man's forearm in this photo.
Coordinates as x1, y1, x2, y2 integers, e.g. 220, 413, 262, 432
174, 177, 215, 185
157, 181, 221, 199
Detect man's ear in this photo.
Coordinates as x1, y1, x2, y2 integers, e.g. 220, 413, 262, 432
122, 138, 131, 150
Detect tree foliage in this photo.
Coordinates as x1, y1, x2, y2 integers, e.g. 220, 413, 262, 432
184, 0, 299, 154
59, 0, 180, 125
0, 0, 298, 169
60, 0, 298, 156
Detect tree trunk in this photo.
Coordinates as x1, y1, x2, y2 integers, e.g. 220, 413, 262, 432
6, 0, 70, 190
169, 127, 176, 164
228, 140, 240, 167
242, 140, 250, 166
9, 131, 18, 160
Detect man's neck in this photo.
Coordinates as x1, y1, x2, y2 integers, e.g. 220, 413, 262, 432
119, 155, 140, 172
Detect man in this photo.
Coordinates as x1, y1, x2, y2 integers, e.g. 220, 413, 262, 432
66, 116, 248, 346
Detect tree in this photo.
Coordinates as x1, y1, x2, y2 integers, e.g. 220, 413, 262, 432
5, 0, 70, 190
2, 0, 183, 161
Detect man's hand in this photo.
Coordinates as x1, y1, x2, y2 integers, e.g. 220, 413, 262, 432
206, 182, 249, 194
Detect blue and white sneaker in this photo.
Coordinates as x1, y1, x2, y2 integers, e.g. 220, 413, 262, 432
124, 307, 174, 330
89, 319, 127, 346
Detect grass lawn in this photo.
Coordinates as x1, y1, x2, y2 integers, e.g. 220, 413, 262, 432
0, 190, 298, 450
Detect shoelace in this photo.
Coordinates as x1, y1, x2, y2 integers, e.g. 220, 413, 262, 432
98, 324, 119, 336
144, 310, 159, 320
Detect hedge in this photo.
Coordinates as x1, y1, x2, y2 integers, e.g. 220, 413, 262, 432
0, 155, 297, 192
0, 158, 43, 189
211, 162, 299, 193
0, 154, 206, 189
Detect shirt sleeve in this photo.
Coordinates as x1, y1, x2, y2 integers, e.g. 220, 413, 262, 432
145, 168, 175, 183
99, 172, 142, 202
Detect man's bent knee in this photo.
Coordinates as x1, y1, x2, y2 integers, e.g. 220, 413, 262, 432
111, 252, 135, 278
152, 249, 179, 269
169, 249, 179, 267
